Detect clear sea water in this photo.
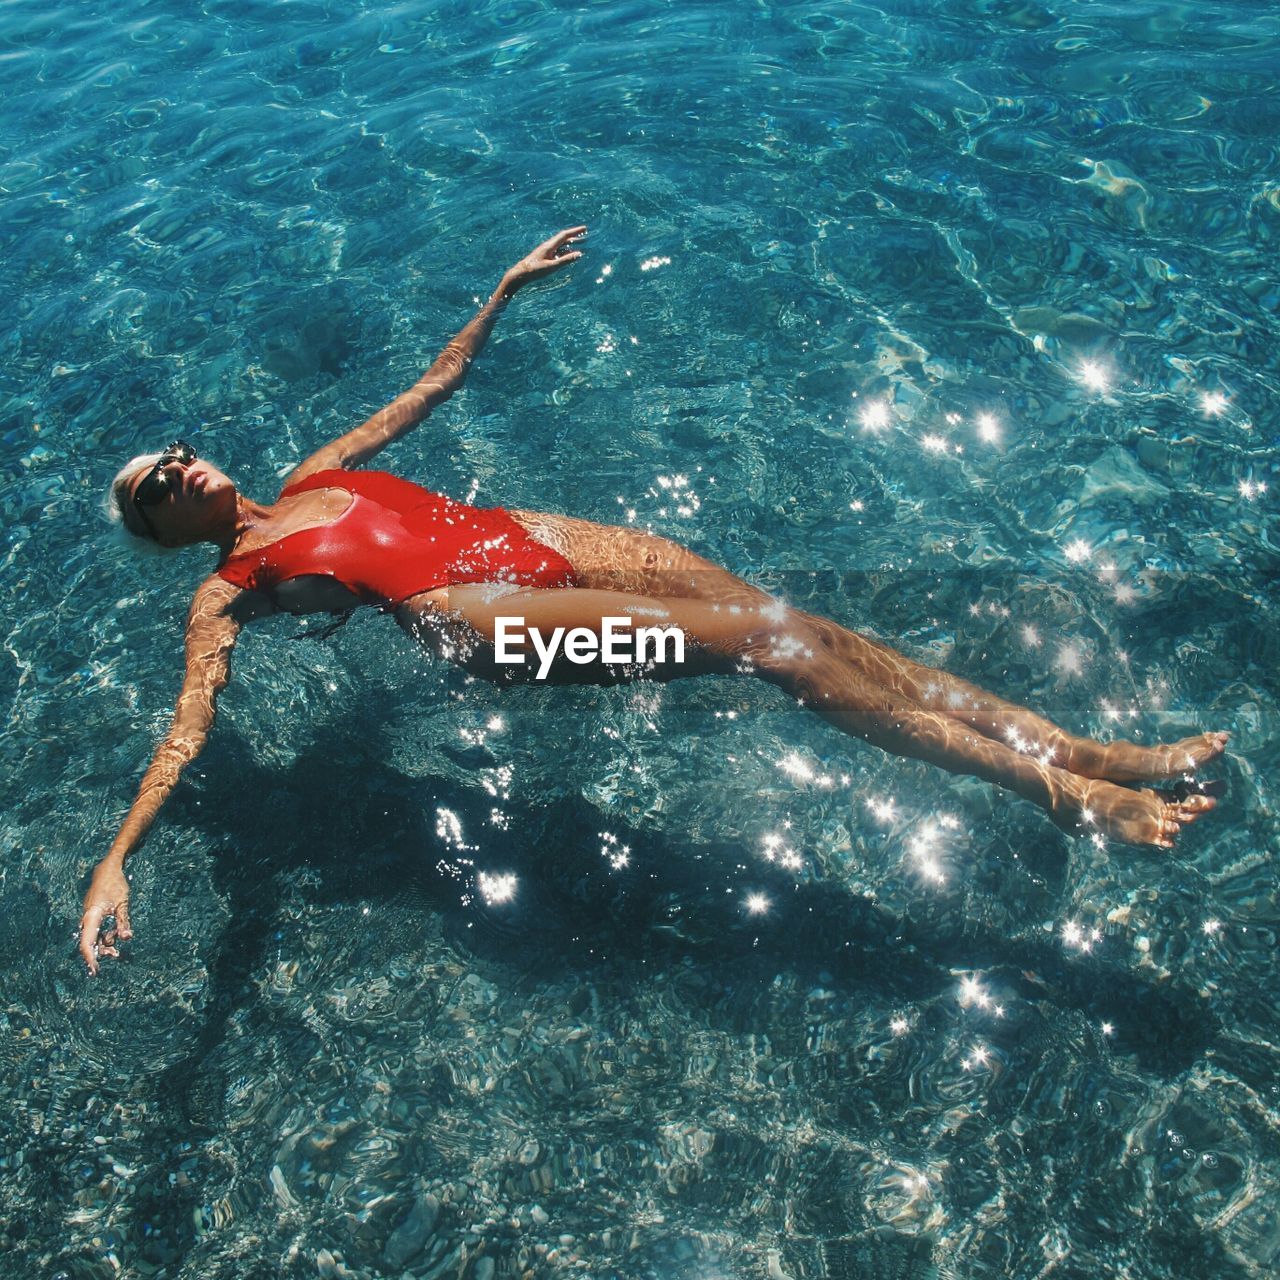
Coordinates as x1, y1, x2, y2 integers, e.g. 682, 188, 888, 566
2, 1, 1278, 1276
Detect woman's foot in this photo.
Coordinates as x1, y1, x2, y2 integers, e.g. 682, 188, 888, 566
1054, 778, 1219, 848
1072, 731, 1229, 783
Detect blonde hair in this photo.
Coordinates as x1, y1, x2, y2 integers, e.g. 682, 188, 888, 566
106, 453, 178, 555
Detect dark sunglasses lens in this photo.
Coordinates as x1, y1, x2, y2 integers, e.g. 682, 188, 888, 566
134, 468, 172, 506
165, 440, 196, 463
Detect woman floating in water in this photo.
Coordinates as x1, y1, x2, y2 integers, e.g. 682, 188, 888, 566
80, 227, 1227, 973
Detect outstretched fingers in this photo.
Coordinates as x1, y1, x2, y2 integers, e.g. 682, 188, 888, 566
511, 226, 588, 282
541, 227, 586, 268
546, 225, 588, 254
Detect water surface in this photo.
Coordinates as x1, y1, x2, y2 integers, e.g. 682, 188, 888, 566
2, 1, 1278, 1277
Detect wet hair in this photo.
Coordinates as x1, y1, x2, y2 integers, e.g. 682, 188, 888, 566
106, 453, 177, 555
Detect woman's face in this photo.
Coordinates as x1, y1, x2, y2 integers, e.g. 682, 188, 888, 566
128, 452, 237, 545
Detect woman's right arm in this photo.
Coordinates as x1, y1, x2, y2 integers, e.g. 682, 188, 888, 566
79, 576, 256, 974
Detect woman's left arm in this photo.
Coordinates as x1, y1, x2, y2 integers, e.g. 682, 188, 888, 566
284, 226, 586, 486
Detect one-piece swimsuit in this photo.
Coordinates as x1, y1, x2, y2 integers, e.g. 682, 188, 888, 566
216, 469, 578, 605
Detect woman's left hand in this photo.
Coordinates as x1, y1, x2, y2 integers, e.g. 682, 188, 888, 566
502, 226, 587, 292
79, 858, 132, 976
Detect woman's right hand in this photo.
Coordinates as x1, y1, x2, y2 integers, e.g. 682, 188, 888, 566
79, 859, 132, 976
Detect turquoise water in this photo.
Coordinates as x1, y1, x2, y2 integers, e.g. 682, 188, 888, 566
3, 0, 1279, 1276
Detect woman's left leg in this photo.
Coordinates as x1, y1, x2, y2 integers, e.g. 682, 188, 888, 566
394, 584, 1216, 847
506, 510, 1228, 783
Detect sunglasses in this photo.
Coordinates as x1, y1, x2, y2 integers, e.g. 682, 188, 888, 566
132, 440, 197, 539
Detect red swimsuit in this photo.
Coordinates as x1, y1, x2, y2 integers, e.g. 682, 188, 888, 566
216, 469, 578, 605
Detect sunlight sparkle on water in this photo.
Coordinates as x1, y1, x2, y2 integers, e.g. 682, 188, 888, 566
908, 821, 939, 853
1054, 642, 1085, 677
777, 751, 817, 782
1062, 921, 1104, 953
891, 1016, 910, 1036
435, 806, 475, 852
976, 412, 1001, 443
600, 831, 631, 870
761, 833, 803, 872
745, 893, 771, 916
858, 399, 891, 432
477, 871, 517, 905
1238, 478, 1267, 501
653, 472, 701, 518
1063, 538, 1092, 564
866, 795, 896, 823
907, 821, 949, 884
1200, 391, 1228, 416
1079, 360, 1109, 392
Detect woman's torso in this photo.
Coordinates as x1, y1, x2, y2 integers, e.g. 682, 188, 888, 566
216, 469, 577, 615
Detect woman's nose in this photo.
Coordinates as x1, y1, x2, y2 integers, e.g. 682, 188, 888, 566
162, 458, 187, 491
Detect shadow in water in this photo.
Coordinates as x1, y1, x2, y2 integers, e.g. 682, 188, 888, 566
143, 679, 1222, 1139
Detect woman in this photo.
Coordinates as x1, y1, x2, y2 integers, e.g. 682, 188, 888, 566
80, 227, 1227, 974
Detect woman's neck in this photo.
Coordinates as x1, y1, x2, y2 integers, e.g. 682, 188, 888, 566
216, 493, 275, 557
